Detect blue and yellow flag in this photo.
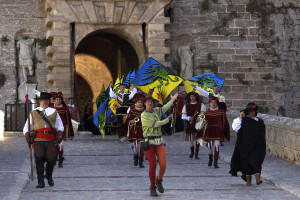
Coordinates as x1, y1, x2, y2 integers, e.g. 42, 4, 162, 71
185, 73, 225, 94
132, 57, 183, 104
95, 84, 106, 109
108, 77, 123, 114
93, 97, 109, 138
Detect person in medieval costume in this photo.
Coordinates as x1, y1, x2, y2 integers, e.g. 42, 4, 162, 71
109, 84, 137, 135
67, 97, 80, 134
141, 89, 178, 196
170, 91, 184, 133
192, 84, 227, 111
229, 102, 266, 186
181, 92, 206, 159
120, 93, 146, 168
51, 92, 74, 168
192, 84, 227, 146
200, 96, 230, 168
23, 91, 64, 188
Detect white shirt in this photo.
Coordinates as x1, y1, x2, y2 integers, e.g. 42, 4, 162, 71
23, 107, 64, 134
194, 86, 226, 102
232, 116, 259, 132
109, 87, 137, 102
181, 102, 206, 121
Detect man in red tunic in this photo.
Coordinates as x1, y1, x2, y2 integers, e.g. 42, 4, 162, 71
200, 96, 230, 168
120, 93, 146, 168
51, 92, 74, 167
181, 92, 206, 159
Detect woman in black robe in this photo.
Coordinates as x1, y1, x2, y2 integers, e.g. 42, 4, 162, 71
229, 102, 266, 186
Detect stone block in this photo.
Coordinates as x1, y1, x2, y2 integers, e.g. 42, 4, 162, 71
46, 30, 69, 40
227, 4, 246, 13
148, 32, 170, 39
148, 46, 170, 54
232, 86, 249, 92
235, 19, 256, 28
148, 24, 165, 32
218, 54, 231, 62
232, 55, 252, 61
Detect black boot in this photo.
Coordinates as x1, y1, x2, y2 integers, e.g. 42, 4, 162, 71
134, 154, 138, 166
45, 161, 55, 186
208, 154, 213, 166
189, 146, 194, 158
214, 156, 219, 168
59, 156, 64, 168
195, 147, 199, 160
139, 157, 144, 168
35, 157, 45, 188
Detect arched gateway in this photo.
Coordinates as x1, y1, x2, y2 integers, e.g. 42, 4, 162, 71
43, 0, 172, 106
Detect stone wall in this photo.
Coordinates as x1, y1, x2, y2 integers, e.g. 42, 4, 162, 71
0, 0, 48, 110
166, 0, 300, 118
227, 109, 300, 165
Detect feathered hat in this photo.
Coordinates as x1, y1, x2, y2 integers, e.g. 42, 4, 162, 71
34, 90, 52, 100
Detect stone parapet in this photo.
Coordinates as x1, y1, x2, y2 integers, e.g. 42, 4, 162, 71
227, 109, 300, 165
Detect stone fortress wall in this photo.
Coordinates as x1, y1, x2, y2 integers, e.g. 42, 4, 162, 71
0, 0, 299, 163
166, 0, 300, 118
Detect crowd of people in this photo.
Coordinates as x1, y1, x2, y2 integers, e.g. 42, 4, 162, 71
23, 84, 266, 196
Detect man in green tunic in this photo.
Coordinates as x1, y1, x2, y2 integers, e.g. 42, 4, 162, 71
141, 90, 178, 196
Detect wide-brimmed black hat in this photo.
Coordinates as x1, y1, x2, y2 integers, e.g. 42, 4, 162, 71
37, 92, 52, 100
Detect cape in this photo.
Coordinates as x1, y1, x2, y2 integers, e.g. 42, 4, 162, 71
229, 117, 266, 176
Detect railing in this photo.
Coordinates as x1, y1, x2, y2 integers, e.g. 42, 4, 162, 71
4, 103, 37, 131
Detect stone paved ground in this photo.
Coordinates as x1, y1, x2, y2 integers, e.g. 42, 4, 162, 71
2, 134, 300, 200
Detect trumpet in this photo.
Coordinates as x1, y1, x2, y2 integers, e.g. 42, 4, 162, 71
134, 117, 139, 123
189, 111, 199, 124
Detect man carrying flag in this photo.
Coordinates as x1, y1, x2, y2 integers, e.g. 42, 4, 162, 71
109, 83, 137, 134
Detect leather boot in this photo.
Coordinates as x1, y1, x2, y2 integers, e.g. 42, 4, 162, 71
134, 154, 138, 166
246, 175, 252, 186
214, 156, 219, 168
150, 186, 158, 196
255, 173, 262, 185
139, 157, 144, 168
35, 157, 45, 188
189, 146, 194, 158
155, 177, 164, 193
45, 162, 55, 186
208, 154, 213, 166
195, 147, 199, 160
58, 156, 64, 168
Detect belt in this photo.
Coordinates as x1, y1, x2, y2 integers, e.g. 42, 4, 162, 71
148, 136, 162, 140
36, 133, 55, 141
35, 130, 53, 134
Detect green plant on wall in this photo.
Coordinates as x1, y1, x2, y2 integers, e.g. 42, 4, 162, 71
35, 38, 52, 49
0, 74, 6, 87
1, 36, 10, 45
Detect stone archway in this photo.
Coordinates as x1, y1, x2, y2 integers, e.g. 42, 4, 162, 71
43, 0, 172, 98
75, 54, 113, 112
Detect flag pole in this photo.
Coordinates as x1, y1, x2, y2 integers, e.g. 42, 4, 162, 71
25, 86, 34, 181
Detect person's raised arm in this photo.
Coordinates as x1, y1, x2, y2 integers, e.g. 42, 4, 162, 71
129, 85, 137, 100
192, 84, 209, 99
109, 85, 117, 100
161, 92, 179, 113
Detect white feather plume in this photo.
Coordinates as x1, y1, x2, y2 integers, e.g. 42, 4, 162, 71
34, 90, 41, 97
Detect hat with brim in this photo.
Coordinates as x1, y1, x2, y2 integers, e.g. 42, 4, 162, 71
37, 92, 52, 100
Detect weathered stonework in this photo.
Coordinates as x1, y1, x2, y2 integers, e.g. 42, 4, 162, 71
166, 0, 300, 117
227, 109, 300, 165
0, 0, 300, 121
